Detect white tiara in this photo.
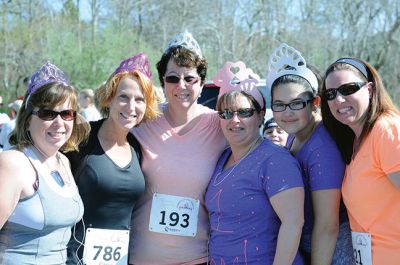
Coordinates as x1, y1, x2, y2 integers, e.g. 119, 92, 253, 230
265, 43, 318, 93
163, 31, 203, 58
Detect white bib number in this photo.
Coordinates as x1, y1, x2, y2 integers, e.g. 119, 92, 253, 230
351, 231, 372, 265
83, 228, 129, 265
149, 193, 199, 237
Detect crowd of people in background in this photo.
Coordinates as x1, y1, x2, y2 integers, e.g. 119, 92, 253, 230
0, 31, 399, 265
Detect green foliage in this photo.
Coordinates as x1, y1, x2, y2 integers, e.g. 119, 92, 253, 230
0, 0, 399, 107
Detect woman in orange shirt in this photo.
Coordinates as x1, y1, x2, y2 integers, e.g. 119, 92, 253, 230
321, 57, 400, 265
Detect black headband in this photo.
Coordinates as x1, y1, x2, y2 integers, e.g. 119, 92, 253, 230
335, 58, 369, 79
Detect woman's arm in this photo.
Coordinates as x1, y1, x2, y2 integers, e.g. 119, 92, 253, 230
310, 189, 341, 265
270, 187, 304, 265
0, 151, 25, 229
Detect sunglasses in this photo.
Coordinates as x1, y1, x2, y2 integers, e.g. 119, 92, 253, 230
32, 109, 76, 121
164, 75, 200, 85
325, 82, 366, 101
218, 108, 256, 120
271, 98, 314, 112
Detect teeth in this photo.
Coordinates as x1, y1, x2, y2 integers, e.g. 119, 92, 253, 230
121, 113, 136, 119
49, 132, 65, 136
230, 128, 243, 131
338, 107, 352, 114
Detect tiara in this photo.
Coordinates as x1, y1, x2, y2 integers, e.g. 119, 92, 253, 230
163, 31, 203, 58
28, 62, 69, 96
265, 43, 318, 93
114, 52, 152, 79
214, 61, 264, 108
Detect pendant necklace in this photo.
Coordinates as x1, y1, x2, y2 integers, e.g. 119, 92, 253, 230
213, 136, 262, 186
32, 145, 71, 187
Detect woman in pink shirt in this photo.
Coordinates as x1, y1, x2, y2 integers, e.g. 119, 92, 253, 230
321, 57, 400, 265
128, 32, 226, 265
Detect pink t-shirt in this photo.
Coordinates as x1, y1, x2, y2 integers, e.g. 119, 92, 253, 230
129, 104, 227, 265
342, 113, 400, 265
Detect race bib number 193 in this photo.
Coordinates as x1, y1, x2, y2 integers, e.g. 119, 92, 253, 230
149, 193, 199, 237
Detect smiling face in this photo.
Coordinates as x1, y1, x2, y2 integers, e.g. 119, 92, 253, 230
29, 99, 74, 156
264, 126, 288, 146
219, 93, 263, 148
325, 70, 371, 136
272, 82, 316, 138
107, 76, 146, 131
163, 58, 202, 110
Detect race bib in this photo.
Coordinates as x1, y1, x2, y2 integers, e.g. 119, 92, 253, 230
83, 228, 129, 265
149, 193, 199, 237
352, 231, 372, 265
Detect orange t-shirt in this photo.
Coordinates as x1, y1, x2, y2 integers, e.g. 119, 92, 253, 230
342, 113, 400, 265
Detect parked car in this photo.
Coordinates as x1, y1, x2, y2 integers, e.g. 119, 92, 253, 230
199, 79, 272, 110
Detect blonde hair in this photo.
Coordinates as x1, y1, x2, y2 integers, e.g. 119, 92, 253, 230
96, 70, 160, 121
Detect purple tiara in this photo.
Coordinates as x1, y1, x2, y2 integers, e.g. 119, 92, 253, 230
28, 62, 69, 95
114, 53, 152, 79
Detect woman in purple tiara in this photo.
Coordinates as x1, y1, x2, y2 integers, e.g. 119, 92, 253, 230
205, 61, 305, 265
65, 53, 159, 265
0, 62, 90, 265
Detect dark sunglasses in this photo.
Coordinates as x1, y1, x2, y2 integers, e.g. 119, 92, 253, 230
164, 75, 199, 85
218, 108, 256, 120
325, 82, 366, 101
32, 109, 76, 121
271, 98, 314, 112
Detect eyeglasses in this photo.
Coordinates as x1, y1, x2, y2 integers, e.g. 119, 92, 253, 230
218, 108, 256, 119
164, 75, 200, 85
324, 82, 366, 101
271, 98, 314, 112
32, 109, 76, 121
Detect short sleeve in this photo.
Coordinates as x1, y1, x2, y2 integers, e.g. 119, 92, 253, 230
374, 117, 400, 174
308, 145, 345, 191
261, 151, 304, 198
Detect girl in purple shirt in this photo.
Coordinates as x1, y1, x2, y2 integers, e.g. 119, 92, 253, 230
267, 43, 353, 265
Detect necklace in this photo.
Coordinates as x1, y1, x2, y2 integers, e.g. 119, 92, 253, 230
213, 136, 263, 186
31, 145, 72, 187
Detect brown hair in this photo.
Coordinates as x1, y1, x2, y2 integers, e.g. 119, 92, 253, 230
9, 82, 90, 152
96, 70, 160, 120
321, 58, 399, 164
156, 46, 208, 88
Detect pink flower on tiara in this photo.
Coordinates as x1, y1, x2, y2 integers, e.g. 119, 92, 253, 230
214, 61, 264, 108
28, 62, 69, 95
114, 53, 152, 79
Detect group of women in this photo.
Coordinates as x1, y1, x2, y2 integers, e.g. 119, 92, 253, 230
0, 31, 398, 265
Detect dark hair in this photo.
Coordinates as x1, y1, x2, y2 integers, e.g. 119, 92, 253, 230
321, 58, 399, 164
156, 46, 208, 88
271, 74, 318, 104
263, 117, 278, 133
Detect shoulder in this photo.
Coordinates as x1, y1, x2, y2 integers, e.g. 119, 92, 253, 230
369, 113, 400, 146
0, 150, 33, 183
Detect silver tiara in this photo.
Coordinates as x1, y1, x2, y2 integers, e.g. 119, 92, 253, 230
265, 43, 318, 93
163, 31, 203, 58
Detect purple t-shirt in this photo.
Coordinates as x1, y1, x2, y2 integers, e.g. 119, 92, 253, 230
286, 123, 345, 237
205, 139, 304, 265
